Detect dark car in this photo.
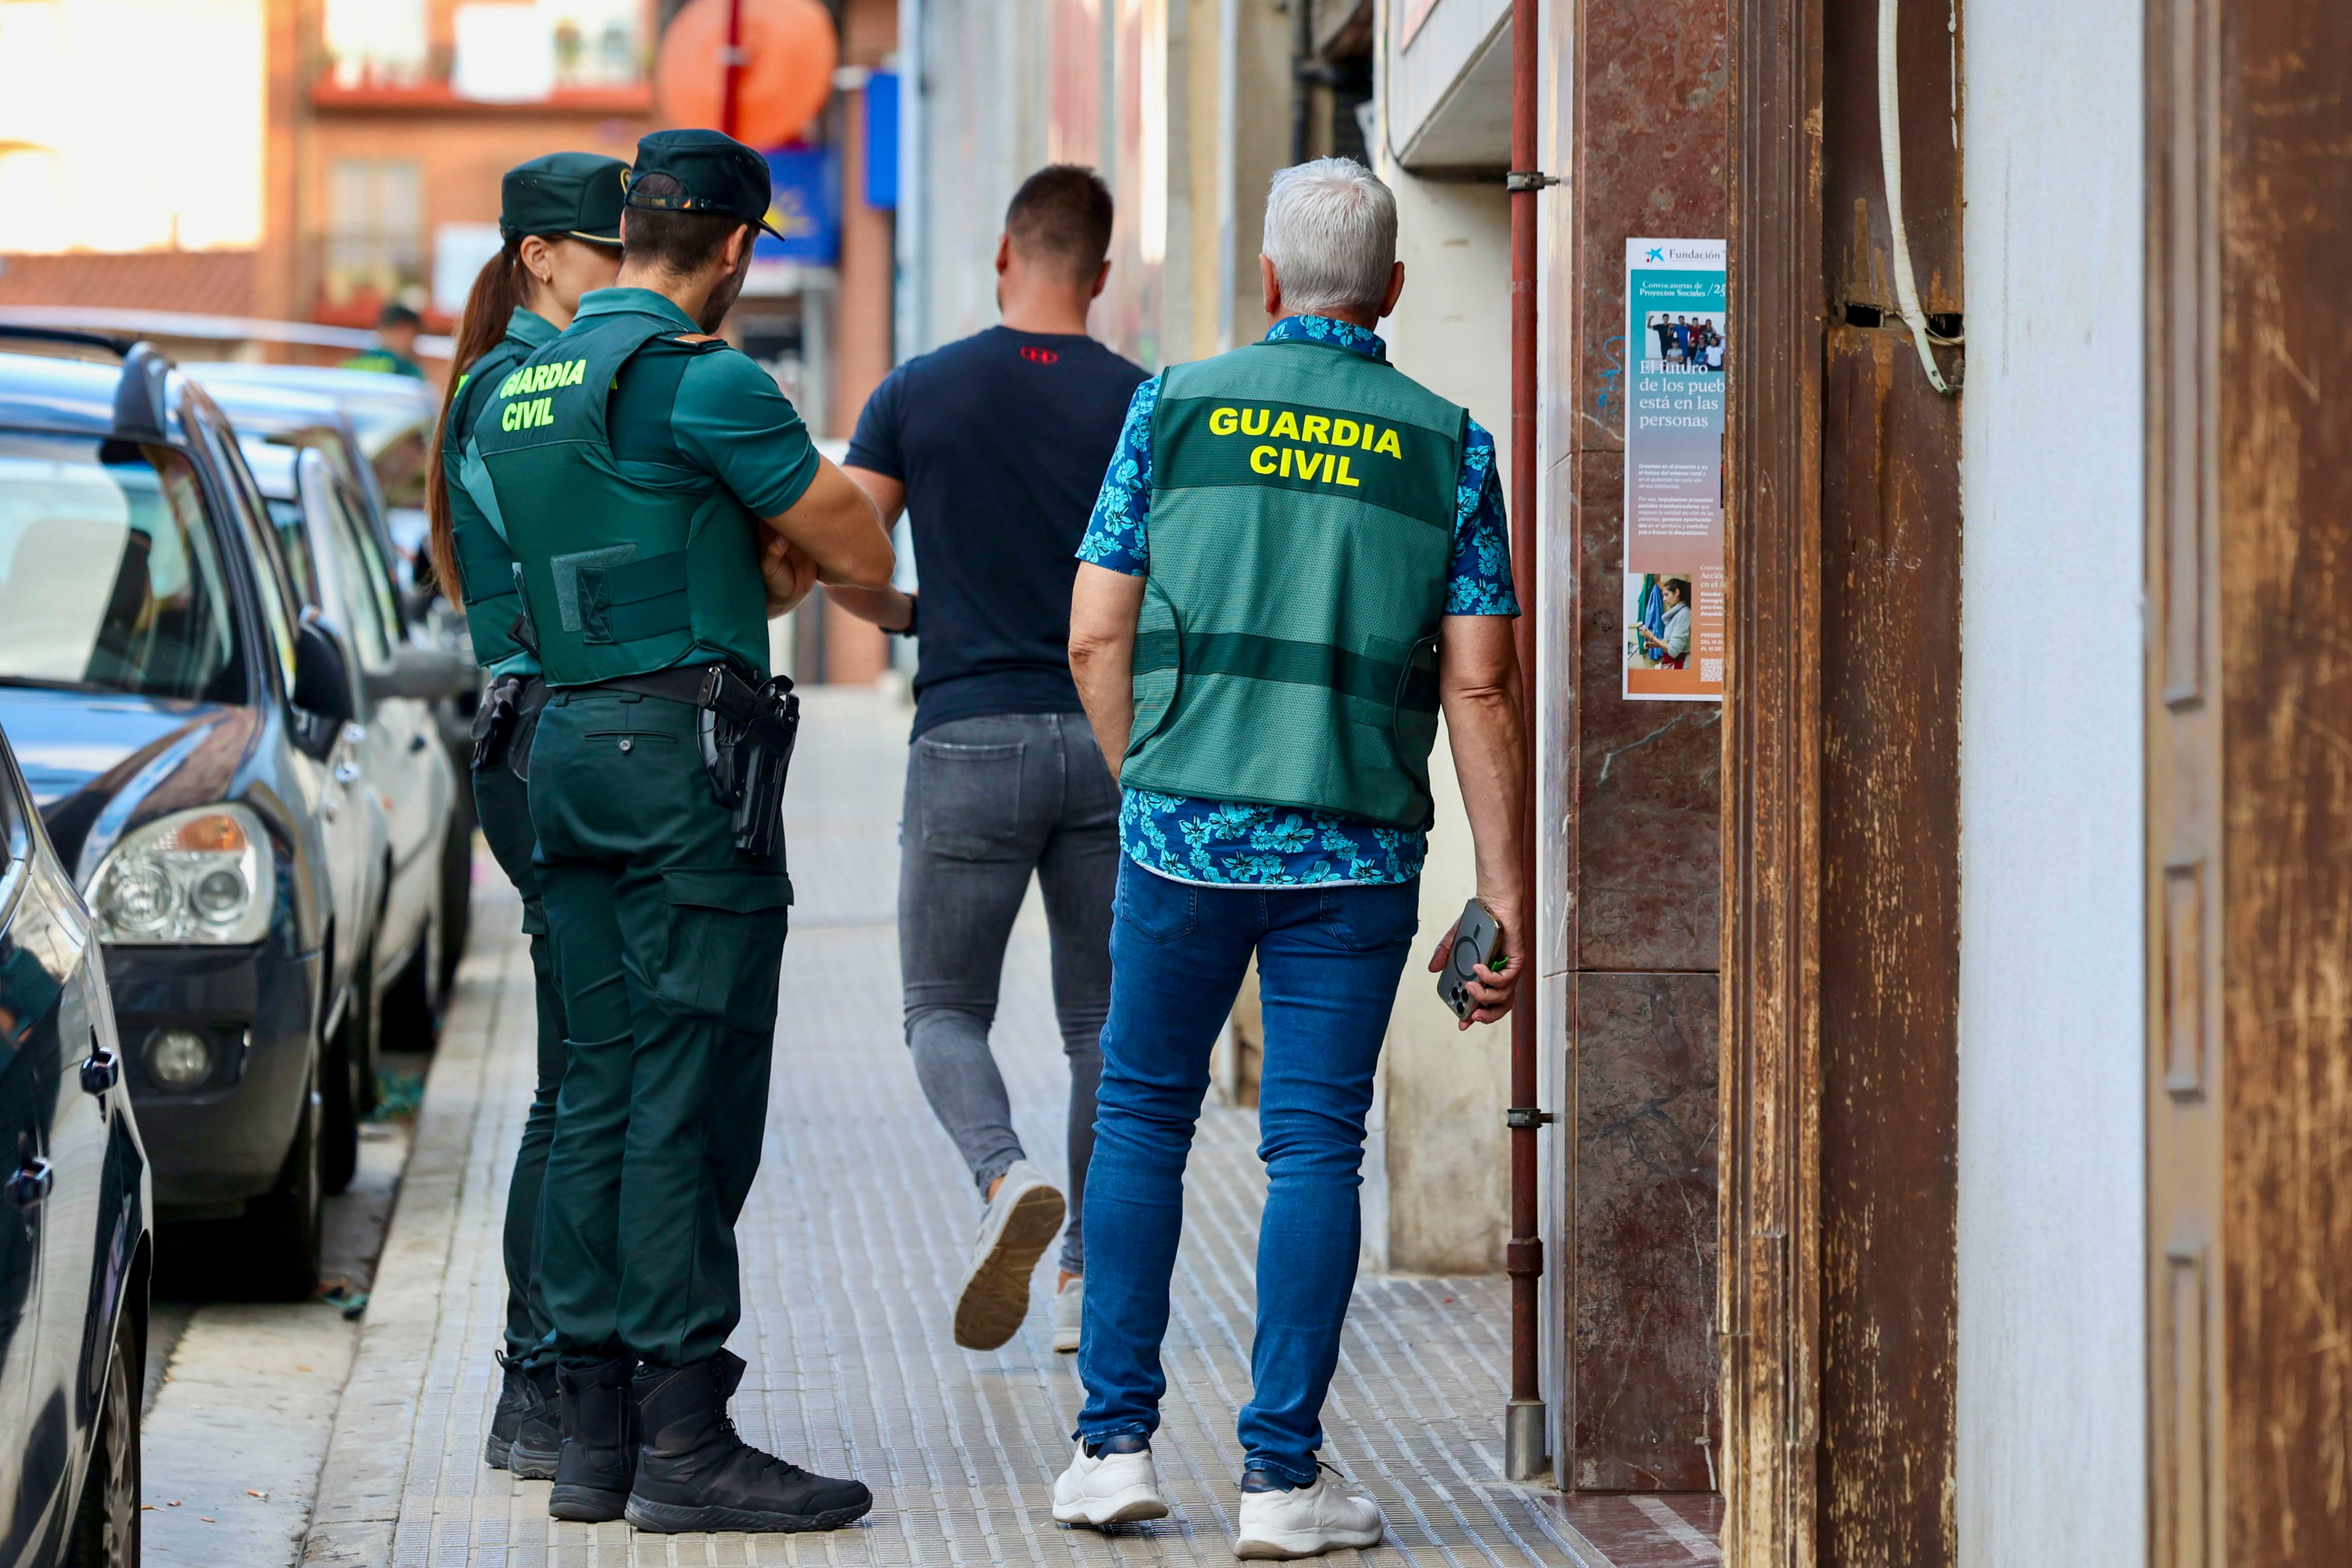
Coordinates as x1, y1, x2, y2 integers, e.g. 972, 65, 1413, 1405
0, 711, 151, 1565
0, 331, 362, 1294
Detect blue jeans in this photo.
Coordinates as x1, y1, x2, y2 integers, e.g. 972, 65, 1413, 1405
1076, 858, 1420, 1485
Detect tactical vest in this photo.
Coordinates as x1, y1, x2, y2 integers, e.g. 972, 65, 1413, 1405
1120, 338, 1467, 830
468, 307, 771, 688
443, 324, 535, 673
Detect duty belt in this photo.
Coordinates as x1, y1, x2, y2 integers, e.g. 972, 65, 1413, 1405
585, 664, 800, 859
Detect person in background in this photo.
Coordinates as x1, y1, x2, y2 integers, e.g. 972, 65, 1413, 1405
424, 150, 627, 1485
824, 165, 1144, 1359
1052, 157, 1527, 1558
1638, 576, 1693, 667
346, 300, 430, 379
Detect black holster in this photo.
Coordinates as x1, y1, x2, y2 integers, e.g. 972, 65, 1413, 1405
469, 674, 548, 778
697, 674, 798, 860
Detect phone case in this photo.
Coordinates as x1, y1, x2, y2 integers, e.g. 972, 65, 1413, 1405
1437, 899, 1505, 1021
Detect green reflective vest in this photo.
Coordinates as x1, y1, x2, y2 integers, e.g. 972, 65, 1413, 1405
1121, 338, 1466, 830
443, 314, 545, 675
467, 307, 771, 688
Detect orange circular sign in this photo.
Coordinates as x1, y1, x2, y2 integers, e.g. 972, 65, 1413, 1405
656, 0, 838, 148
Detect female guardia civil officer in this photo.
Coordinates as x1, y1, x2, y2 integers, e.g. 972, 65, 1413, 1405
425, 150, 626, 1482
465, 128, 895, 1535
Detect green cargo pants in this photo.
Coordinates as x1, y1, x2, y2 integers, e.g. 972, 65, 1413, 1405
526, 687, 791, 1366
471, 757, 570, 1366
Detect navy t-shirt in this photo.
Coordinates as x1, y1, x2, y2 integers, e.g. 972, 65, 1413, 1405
845, 325, 1147, 738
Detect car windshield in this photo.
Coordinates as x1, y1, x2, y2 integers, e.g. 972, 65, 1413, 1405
0, 431, 244, 702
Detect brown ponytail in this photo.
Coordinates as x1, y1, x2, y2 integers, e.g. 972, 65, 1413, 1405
426, 237, 528, 601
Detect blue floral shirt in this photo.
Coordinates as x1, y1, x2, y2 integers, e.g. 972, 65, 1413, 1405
1077, 314, 1517, 887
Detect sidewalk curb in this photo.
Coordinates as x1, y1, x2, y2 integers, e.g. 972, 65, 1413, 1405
298, 894, 519, 1567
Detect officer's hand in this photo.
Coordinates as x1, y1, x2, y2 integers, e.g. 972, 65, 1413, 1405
1426, 904, 1522, 1030
761, 533, 819, 616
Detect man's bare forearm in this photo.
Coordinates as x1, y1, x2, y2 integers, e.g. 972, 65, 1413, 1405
1069, 639, 1134, 782
1444, 668, 1529, 919
1068, 562, 1148, 783
825, 584, 914, 631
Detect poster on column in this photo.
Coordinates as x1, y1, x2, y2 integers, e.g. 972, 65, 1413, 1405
1622, 237, 1726, 702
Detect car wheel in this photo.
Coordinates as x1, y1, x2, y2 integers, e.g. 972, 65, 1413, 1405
321, 985, 363, 1196
239, 1063, 323, 1301
379, 936, 441, 1052
63, 1304, 140, 1566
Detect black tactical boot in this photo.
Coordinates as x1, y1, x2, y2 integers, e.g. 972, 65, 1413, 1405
487, 1352, 561, 1473
485, 1352, 535, 1469
505, 1361, 563, 1481
547, 1357, 637, 1522
623, 1350, 873, 1533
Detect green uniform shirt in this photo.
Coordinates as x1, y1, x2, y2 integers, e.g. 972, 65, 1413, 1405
571, 287, 820, 521
445, 307, 558, 677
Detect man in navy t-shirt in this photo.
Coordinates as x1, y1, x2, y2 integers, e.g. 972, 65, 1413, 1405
829, 165, 1145, 1356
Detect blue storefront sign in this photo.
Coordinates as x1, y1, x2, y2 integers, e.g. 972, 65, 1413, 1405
864, 71, 899, 210
756, 145, 841, 265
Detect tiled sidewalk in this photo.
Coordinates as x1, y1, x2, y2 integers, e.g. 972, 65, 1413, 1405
300, 688, 1643, 1568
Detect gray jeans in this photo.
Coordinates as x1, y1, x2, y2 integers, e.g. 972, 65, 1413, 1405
900, 712, 1118, 1275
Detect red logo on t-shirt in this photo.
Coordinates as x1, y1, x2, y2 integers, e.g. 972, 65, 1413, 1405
1020, 346, 1060, 365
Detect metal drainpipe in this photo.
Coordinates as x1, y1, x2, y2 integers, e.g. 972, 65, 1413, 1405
1503, 0, 1551, 1486
1290, 0, 1314, 164
721, 0, 747, 139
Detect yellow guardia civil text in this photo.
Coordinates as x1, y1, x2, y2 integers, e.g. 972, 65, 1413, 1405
1206, 404, 1405, 489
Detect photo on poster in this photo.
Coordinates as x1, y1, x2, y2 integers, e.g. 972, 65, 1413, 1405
1621, 561, 1725, 702
1637, 309, 1727, 374
1624, 571, 1696, 672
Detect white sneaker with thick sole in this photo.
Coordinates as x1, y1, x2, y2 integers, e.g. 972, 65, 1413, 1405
953, 1159, 1065, 1350
1051, 1441, 1170, 1527
1234, 1471, 1385, 1559
1052, 1276, 1083, 1353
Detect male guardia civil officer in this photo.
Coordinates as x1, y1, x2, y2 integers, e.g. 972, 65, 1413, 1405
426, 150, 626, 1480
466, 128, 895, 1534
1053, 158, 1528, 1557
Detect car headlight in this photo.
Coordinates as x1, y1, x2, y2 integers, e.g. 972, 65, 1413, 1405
88, 805, 275, 945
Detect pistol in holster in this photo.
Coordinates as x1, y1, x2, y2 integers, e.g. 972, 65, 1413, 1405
470, 675, 526, 771
469, 673, 548, 778
693, 667, 800, 860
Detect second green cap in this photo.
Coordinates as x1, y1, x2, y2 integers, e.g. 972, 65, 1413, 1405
501, 152, 630, 246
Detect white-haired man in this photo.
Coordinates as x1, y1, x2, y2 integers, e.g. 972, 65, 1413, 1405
1052, 158, 1527, 1556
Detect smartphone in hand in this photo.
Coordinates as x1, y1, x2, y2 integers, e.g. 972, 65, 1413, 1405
1437, 898, 1507, 1021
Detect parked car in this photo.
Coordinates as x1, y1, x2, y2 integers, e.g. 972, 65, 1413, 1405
183, 363, 477, 988
0, 630, 152, 1566
175, 361, 435, 531
196, 377, 471, 1109
0, 330, 363, 1294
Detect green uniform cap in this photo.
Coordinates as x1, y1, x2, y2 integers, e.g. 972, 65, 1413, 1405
501, 152, 629, 246
625, 128, 785, 239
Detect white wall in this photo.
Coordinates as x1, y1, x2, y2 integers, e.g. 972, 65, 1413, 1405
1371, 171, 1514, 1273
1956, 1, 2146, 1562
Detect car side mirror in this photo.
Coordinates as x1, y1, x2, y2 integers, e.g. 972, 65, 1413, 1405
362, 644, 475, 704
291, 614, 355, 760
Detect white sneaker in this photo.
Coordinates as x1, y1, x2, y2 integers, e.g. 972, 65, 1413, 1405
1234, 1471, 1385, 1559
1052, 1276, 1083, 1354
954, 1159, 1065, 1350
1052, 1440, 1170, 1527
